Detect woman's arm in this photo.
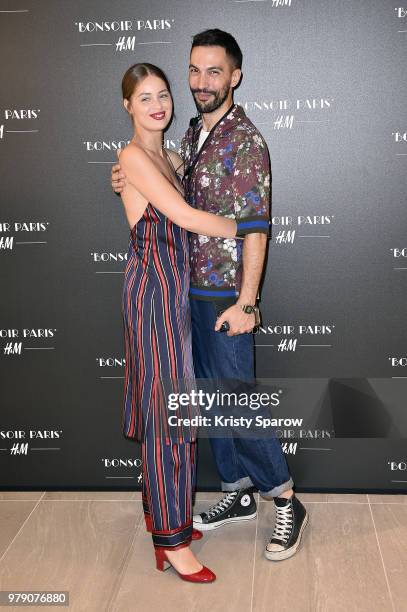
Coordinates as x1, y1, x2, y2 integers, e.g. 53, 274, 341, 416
118, 145, 236, 238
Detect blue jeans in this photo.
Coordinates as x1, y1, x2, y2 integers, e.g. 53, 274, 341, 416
190, 299, 294, 499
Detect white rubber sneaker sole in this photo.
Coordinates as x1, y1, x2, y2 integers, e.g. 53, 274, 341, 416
264, 512, 309, 561
193, 511, 257, 531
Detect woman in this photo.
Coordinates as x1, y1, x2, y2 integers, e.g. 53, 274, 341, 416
118, 63, 237, 584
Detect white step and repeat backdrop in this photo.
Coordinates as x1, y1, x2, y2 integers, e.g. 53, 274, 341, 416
1, 0, 407, 492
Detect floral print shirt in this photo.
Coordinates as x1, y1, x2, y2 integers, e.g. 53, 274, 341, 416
180, 103, 270, 301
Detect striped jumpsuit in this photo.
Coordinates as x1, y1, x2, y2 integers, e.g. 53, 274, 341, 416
121, 190, 198, 550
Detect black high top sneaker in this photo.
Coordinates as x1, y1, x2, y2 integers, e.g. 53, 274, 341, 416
193, 487, 257, 531
265, 493, 308, 561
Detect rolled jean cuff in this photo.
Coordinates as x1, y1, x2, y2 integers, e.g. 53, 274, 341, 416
259, 477, 294, 500
221, 476, 254, 492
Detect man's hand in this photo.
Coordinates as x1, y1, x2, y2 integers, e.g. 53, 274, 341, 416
111, 149, 127, 194
214, 304, 255, 337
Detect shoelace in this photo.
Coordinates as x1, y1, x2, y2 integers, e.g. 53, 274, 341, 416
206, 491, 238, 518
271, 503, 293, 543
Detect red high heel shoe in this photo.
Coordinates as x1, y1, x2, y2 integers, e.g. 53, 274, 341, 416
144, 513, 203, 540
154, 547, 216, 583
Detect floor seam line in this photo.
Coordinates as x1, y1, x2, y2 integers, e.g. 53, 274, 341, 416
368, 497, 396, 612
0, 491, 47, 564
249, 498, 260, 612
106, 503, 144, 612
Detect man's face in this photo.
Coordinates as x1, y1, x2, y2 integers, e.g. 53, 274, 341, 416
189, 45, 240, 114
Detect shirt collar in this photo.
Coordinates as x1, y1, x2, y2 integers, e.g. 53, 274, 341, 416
196, 102, 246, 139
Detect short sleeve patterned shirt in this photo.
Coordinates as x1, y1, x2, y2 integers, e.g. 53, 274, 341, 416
180, 103, 271, 301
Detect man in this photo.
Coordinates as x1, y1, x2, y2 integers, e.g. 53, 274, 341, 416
112, 29, 308, 561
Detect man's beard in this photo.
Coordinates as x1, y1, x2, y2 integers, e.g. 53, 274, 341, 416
191, 84, 230, 114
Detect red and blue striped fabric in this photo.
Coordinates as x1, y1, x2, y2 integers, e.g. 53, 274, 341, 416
121, 201, 197, 445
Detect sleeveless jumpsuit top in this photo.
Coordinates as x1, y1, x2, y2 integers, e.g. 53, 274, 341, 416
121, 162, 197, 444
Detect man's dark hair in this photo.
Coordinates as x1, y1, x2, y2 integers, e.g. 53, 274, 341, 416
191, 29, 243, 70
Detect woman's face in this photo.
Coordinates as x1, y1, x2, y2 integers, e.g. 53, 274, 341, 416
124, 74, 173, 132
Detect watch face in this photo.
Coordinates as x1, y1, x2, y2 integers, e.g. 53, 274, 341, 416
243, 305, 255, 314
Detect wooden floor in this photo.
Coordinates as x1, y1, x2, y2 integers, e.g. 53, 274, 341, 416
0, 491, 406, 612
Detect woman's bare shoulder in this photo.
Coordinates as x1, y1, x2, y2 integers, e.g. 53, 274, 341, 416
119, 142, 148, 164
118, 143, 159, 181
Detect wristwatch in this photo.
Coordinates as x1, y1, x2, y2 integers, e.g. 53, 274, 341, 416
240, 304, 261, 326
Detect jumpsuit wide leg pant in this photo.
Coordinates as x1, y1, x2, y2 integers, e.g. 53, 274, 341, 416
121, 205, 197, 551
141, 434, 197, 550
